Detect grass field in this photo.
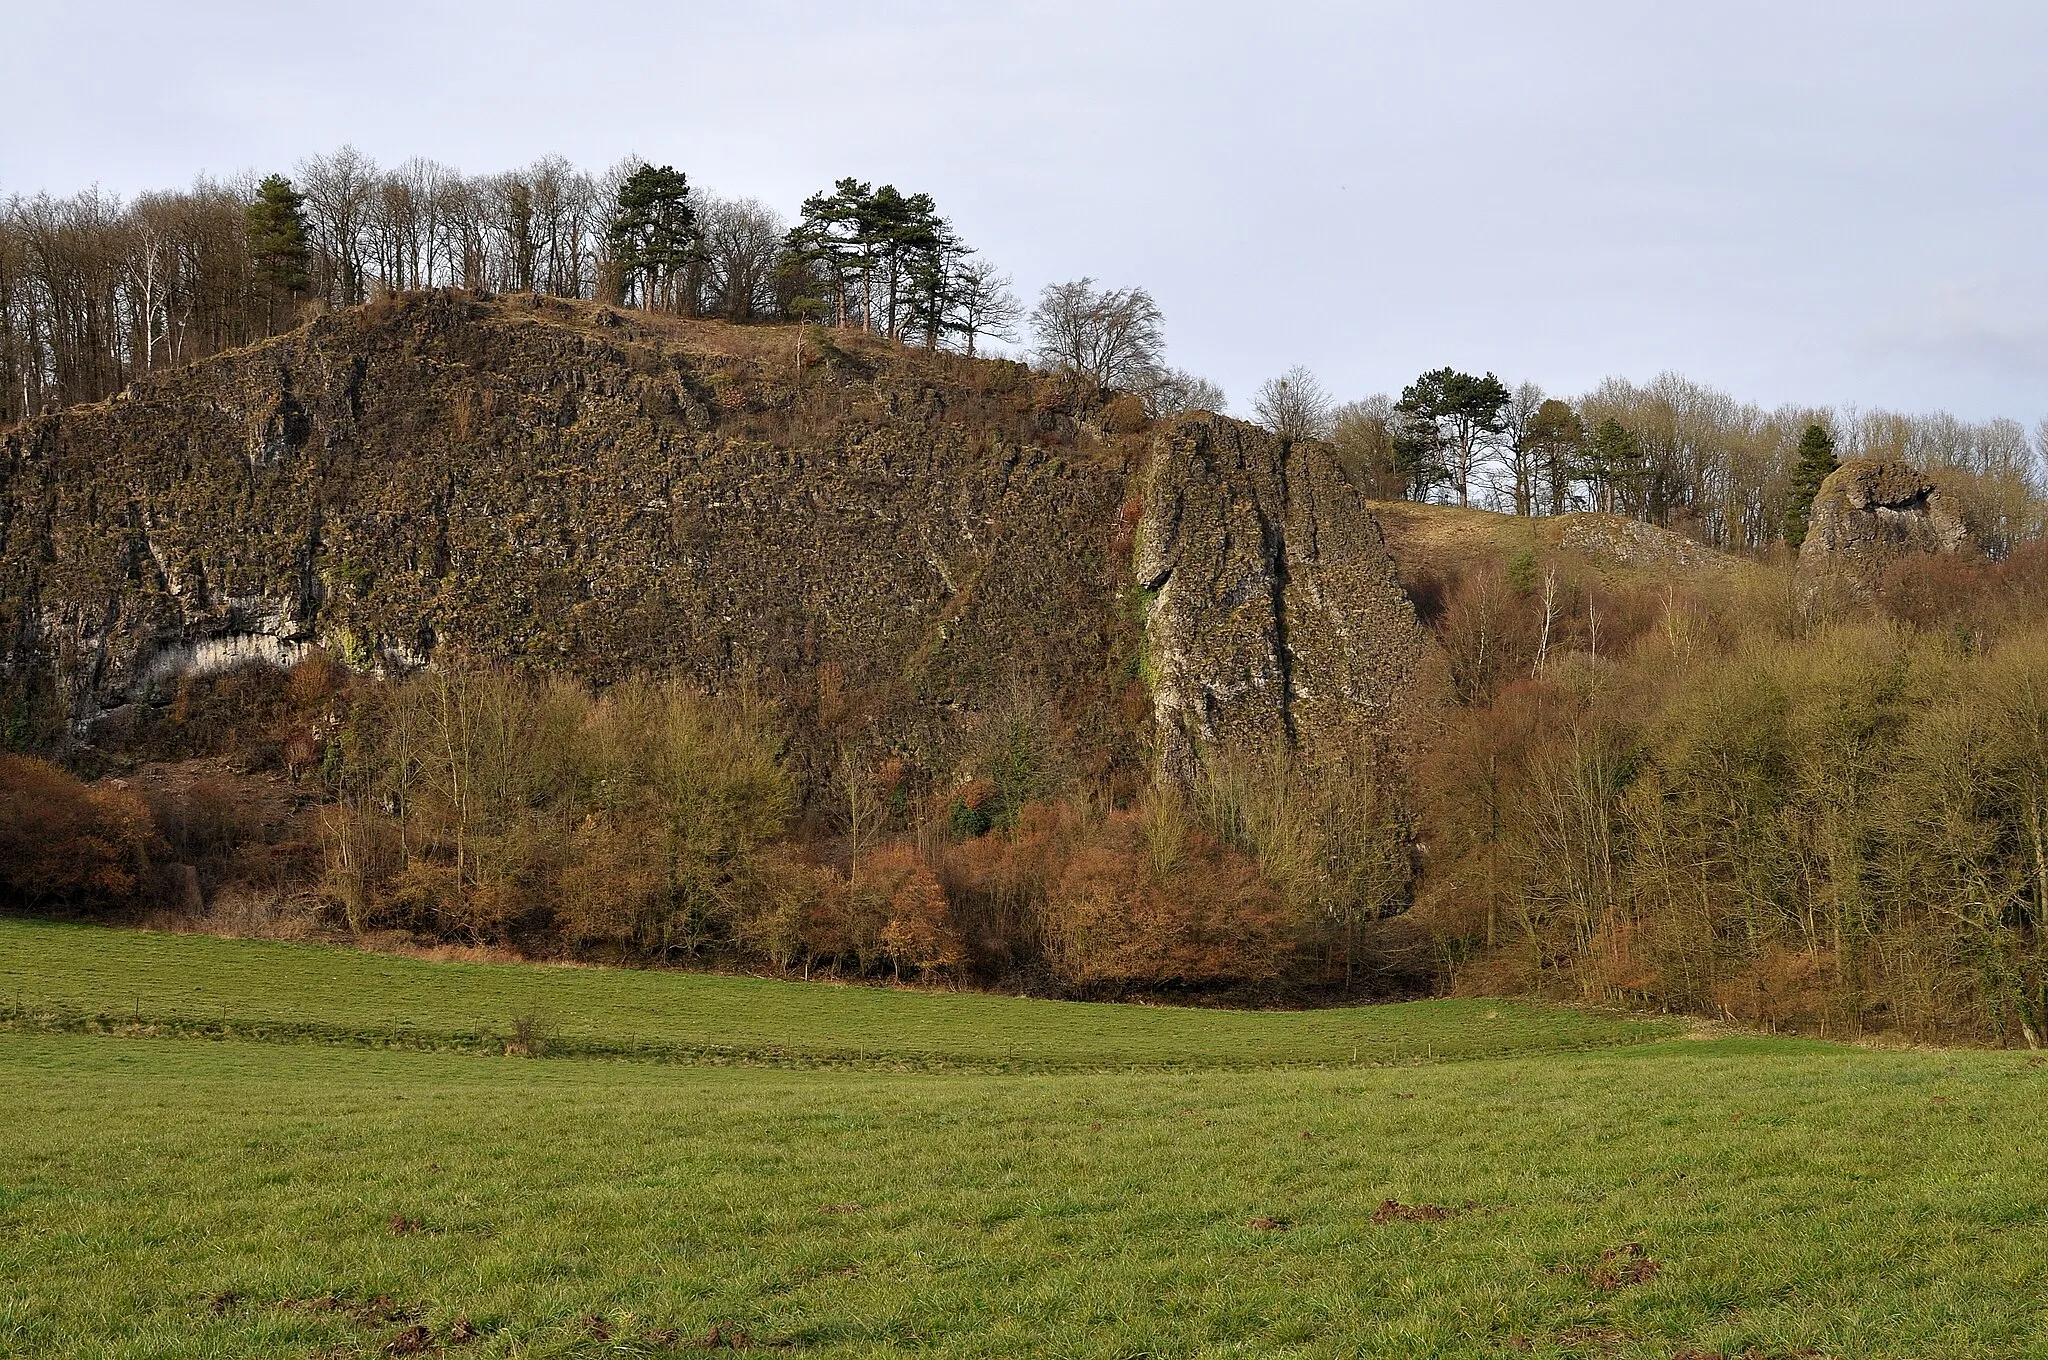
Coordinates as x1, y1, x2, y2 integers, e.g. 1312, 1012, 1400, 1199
3, 922, 2046, 1359
0, 920, 1667, 1070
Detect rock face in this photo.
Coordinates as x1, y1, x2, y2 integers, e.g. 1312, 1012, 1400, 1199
0, 292, 1421, 790
1134, 417, 1419, 782
1798, 458, 1968, 593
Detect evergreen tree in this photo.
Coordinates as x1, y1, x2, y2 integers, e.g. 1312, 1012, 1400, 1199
865, 185, 941, 339
1525, 398, 1586, 514
244, 174, 311, 303
1783, 423, 1840, 550
1388, 407, 1448, 501
786, 179, 948, 338
1580, 417, 1644, 514
790, 178, 874, 328
607, 164, 699, 311
901, 220, 966, 350
1394, 368, 1512, 506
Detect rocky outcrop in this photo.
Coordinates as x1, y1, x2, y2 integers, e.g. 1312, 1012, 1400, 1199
1798, 458, 1968, 595
0, 292, 1422, 791
1135, 417, 1419, 782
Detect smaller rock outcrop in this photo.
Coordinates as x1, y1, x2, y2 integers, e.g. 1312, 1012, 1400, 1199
1797, 458, 1968, 595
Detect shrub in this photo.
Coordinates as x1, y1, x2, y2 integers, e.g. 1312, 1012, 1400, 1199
870, 843, 964, 980
0, 755, 163, 916
1038, 802, 1292, 993
321, 668, 795, 954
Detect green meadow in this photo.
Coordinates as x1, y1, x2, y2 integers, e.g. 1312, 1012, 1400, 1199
3, 920, 2045, 1359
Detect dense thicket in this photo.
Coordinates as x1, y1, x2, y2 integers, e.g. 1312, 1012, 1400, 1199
1416, 544, 2048, 1043
0, 640, 1416, 997
305, 667, 1407, 994
0, 753, 160, 914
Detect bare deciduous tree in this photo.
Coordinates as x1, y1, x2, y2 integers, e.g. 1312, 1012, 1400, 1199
1251, 364, 1334, 441
698, 195, 785, 320
1030, 278, 1163, 392
1492, 381, 1548, 515
946, 256, 1020, 357
1140, 367, 1226, 419
1330, 396, 1410, 499
297, 145, 379, 306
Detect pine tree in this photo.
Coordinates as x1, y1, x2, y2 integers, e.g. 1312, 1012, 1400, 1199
901, 219, 966, 350
790, 179, 873, 328
1579, 418, 1644, 515
1525, 399, 1585, 514
1783, 423, 1840, 550
244, 175, 311, 305
607, 165, 699, 311
1393, 368, 1512, 507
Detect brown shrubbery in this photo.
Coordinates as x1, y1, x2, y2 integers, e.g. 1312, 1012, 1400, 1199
22, 525, 2048, 1034
321, 671, 799, 956
939, 799, 1292, 994
1417, 547, 2048, 1044
0, 754, 162, 915
303, 659, 1351, 993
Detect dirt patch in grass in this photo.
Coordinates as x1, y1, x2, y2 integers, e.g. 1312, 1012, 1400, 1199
383, 1323, 433, 1355
1370, 1198, 1467, 1224
1587, 1242, 1662, 1290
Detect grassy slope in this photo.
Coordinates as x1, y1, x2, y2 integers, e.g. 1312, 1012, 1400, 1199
1369, 500, 1769, 591
3, 922, 2045, 1359
0, 920, 1665, 1070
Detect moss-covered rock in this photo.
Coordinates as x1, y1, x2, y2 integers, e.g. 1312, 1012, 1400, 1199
1797, 457, 1969, 600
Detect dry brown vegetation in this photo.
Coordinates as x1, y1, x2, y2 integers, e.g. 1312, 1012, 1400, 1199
15, 521, 2048, 1036
0, 753, 161, 914
1413, 538, 2048, 1043
8, 439, 2048, 1032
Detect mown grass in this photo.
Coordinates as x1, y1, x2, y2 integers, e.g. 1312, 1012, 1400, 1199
7, 1034, 2048, 1359
0, 919, 1667, 1070
4, 921, 2046, 1358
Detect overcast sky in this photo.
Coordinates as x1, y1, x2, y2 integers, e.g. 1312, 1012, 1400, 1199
4, 1, 2043, 425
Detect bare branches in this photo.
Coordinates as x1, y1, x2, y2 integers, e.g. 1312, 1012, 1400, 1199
1030, 278, 1164, 393
296, 145, 379, 306
1141, 368, 1226, 420
698, 195, 786, 321
947, 257, 1020, 357
1251, 364, 1334, 441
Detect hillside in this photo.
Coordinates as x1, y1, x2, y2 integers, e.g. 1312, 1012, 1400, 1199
7, 295, 2048, 1039
1373, 500, 1762, 589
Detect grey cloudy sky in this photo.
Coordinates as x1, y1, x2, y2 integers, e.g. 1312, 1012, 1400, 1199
4, 0, 2043, 424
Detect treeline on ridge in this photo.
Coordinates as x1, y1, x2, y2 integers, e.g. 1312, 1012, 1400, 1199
1249, 364, 2047, 560
0, 148, 1031, 427
9, 144, 2044, 566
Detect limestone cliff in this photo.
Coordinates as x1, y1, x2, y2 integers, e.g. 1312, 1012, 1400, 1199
0, 291, 1420, 789
1135, 417, 1418, 782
